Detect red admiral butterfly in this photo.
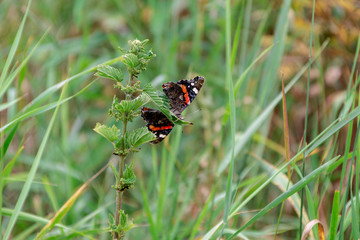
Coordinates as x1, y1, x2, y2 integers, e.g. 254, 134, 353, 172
141, 76, 205, 143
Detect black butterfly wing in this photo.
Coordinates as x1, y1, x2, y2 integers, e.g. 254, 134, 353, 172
162, 76, 205, 116
140, 107, 174, 144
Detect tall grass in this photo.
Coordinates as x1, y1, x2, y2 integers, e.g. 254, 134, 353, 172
1, 0, 360, 239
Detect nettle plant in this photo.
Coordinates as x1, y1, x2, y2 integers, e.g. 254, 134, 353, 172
93, 39, 193, 239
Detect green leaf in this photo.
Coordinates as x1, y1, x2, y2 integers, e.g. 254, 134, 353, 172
122, 53, 140, 71
110, 94, 150, 122
121, 162, 136, 187
142, 84, 190, 125
93, 123, 120, 146
128, 39, 149, 53
95, 64, 124, 82
109, 213, 115, 225
118, 94, 150, 113
126, 127, 156, 148
118, 210, 134, 233
109, 163, 120, 183
110, 210, 134, 237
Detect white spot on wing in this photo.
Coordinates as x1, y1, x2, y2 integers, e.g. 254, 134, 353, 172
191, 83, 195, 86
159, 134, 166, 138
192, 88, 198, 94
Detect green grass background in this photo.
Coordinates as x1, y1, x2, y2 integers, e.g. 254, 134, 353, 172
1, 0, 360, 239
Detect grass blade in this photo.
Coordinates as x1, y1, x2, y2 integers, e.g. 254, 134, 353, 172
18, 57, 123, 115
2, 146, 24, 185
205, 103, 360, 239
139, 179, 158, 240
0, 0, 32, 89
218, 0, 236, 238
338, 119, 360, 239
1, 208, 94, 239
0, 97, 22, 112
222, 43, 274, 124
0, 80, 96, 132
329, 190, 340, 240
228, 156, 339, 239
258, 0, 291, 107
282, 78, 290, 176
300, 0, 316, 234
0, 123, 19, 156
42, 176, 59, 213
35, 163, 109, 239
189, 185, 216, 240
305, 106, 360, 155
238, 0, 252, 72
356, 89, 360, 239
0, 144, 23, 230
2, 82, 68, 240
230, 1, 244, 70
0, 30, 49, 99
345, 34, 360, 97
254, 156, 310, 222
300, 219, 325, 240
218, 39, 329, 174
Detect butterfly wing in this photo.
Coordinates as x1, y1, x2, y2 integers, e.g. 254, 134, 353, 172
140, 107, 174, 143
162, 76, 205, 116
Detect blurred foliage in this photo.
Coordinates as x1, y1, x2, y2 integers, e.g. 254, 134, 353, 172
1, 0, 360, 239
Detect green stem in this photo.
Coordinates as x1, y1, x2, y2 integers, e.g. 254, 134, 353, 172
299, 0, 315, 236
114, 119, 128, 240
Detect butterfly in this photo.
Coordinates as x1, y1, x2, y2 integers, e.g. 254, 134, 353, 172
141, 76, 205, 143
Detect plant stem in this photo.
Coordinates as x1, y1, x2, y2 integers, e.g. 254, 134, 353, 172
114, 119, 128, 240
128, 73, 133, 86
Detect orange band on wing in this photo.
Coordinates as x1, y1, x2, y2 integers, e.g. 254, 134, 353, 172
149, 125, 173, 131
181, 85, 190, 105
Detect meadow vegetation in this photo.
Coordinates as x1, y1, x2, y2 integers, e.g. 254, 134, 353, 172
1, 0, 360, 239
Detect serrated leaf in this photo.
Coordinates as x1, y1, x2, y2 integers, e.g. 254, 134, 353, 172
118, 94, 150, 113
120, 210, 127, 226
122, 162, 136, 185
108, 213, 115, 225
121, 53, 139, 70
126, 127, 156, 148
93, 123, 120, 146
118, 210, 134, 233
142, 84, 191, 125
95, 65, 124, 82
